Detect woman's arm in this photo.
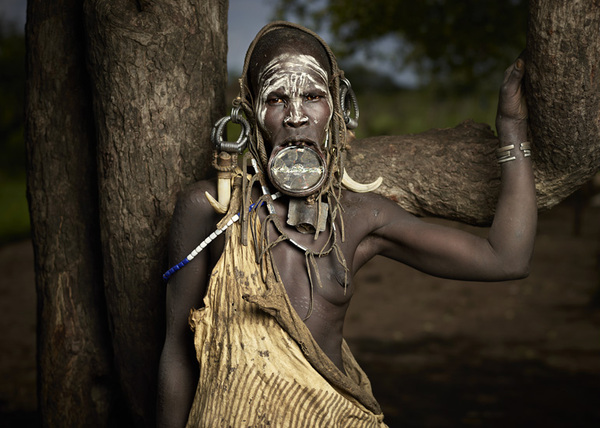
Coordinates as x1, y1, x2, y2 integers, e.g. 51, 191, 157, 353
361, 59, 537, 281
157, 184, 217, 428
487, 58, 536, 277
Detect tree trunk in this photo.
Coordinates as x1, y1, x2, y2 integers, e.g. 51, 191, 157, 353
25, 1, 120, 426
83, 0, 228, 426
26, 0, 228, 426
526, 0, 600, 207
347, 0, 600, 224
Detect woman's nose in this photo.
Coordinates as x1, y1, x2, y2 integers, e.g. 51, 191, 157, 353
283, 101, 308, 127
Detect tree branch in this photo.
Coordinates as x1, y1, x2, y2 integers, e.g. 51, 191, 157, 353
348, 1, 600, 225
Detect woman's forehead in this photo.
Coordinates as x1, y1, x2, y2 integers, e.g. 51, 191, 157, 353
259, 53, 329, 86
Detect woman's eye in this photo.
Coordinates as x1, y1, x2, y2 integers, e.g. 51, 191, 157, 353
267, 97, 284, 105
306, 94, 321, 101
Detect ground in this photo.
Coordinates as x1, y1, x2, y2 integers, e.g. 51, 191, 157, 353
0, 200, 599, 427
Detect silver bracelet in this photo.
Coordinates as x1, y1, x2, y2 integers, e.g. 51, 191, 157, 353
520, 141, 532, 157
496, 142, 532, 164
496, 144, 515, 164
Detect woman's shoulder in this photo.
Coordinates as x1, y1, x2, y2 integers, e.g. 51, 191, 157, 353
341, 188, 417, 231
171, 178, 222, 231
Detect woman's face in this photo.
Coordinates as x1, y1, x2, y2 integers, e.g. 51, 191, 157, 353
255, 52, 333, 152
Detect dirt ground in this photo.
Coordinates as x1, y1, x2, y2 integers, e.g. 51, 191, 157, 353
1, 200, 599, 427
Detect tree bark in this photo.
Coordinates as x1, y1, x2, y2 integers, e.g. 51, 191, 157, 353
25, 1, 121, 426
526, 0, 600, 207
26, 0, 228, 426
83, 0, 228, 425
347, 121, 501, 225
348, 0, 600, 224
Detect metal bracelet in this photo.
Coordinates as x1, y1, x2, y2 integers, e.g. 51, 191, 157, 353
496, 144, 515, 164
520, 141, 532, 157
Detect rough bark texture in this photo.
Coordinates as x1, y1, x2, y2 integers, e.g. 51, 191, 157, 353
526, 0, 600, 208
83, 0, 228, 426
25, 1, 121, 426
347, 121, 501, 225
26, 0, 228, 426
348, 0, 600, 224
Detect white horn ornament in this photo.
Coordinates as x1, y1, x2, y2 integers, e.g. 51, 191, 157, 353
205, 191, 228, 214
341, 169, 383, 193
205, 152, 234, 214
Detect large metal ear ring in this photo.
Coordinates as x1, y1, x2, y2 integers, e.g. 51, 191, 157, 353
207, 107, 250, 213
340, 77, 359, 130
211, 106, 250, 154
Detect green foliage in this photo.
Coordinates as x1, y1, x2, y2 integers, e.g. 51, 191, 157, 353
353, 86, 497, 139
0, 174, 30, 245
274, 0, 527, 94
0, 19, 28, 243
0, 20, 26, 177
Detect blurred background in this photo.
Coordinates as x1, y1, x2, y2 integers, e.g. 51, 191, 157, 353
1, 0, 599, 426
0, 1, 27, 246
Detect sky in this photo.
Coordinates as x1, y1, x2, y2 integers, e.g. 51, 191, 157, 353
0, 0, 415, 86
228, 0, 279, 74
0, 0, 24, 29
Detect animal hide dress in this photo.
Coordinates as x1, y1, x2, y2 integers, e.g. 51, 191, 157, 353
185, 218, 387, 427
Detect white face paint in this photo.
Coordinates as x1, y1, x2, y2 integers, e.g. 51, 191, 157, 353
255, 53, 333, 143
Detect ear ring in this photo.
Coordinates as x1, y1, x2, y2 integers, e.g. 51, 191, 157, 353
340, 77, 359, 130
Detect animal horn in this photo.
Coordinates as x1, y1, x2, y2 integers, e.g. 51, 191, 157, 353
205, 152, 233, 214
205, 191, 228, 214
341, 169, 383, 193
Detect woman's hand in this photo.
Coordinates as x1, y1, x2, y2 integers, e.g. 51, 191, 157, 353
496, 58, 528, 137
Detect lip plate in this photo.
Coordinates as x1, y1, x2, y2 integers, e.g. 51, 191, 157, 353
267, 143, 328, 198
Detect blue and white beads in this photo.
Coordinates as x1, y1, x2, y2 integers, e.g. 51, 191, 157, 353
162, 215, 238, 281
162, 189, 283, 281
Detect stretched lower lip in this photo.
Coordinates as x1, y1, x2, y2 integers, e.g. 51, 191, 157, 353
282, 136, 318, 147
